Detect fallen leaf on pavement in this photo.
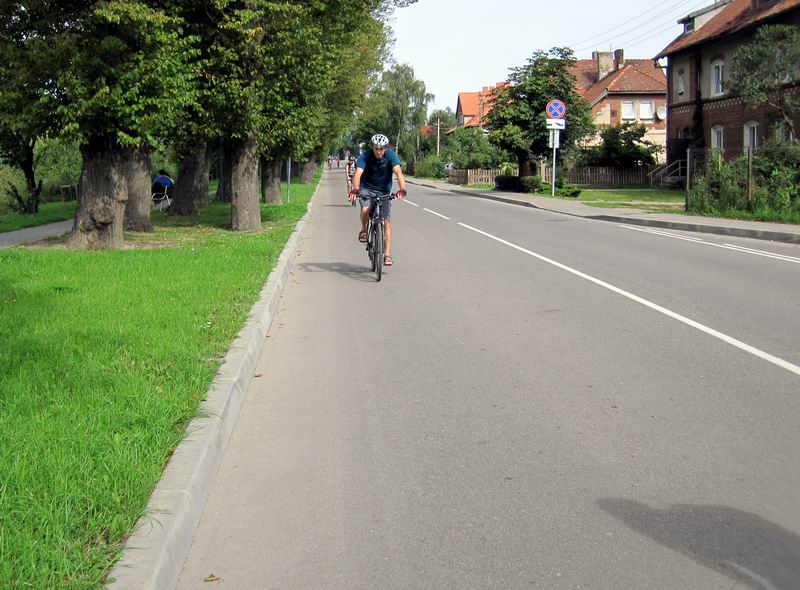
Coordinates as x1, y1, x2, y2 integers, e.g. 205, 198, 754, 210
203, 574, 221, 582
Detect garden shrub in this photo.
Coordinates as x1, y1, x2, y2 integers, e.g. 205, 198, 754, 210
519, 175, 541, 193
556, 184, 581, 197
415, 155, 446, 179
495, 175, 521, 192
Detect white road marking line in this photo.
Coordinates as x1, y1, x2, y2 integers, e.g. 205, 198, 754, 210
424, 208, 450, 220
459, 222, 800, 378
619, 224, 800, 265
618, 224, 705, 242
404, 200, 419, 207
721, 243, 800, 264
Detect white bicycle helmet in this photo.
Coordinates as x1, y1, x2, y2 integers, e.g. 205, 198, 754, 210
370, 133, 389, 148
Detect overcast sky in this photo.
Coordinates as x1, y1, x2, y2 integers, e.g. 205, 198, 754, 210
389, 0, 709, 113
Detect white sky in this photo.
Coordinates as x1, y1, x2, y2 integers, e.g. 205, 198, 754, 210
389, 0, 709, 113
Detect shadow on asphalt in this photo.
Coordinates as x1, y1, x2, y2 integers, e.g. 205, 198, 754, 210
298, 262, 377, 283
598, 498, 800, 590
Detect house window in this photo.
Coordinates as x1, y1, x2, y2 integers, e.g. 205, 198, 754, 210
711, 125, 724, 149
639, 101, 654, 120
677, 69, 685, 96
743, 121, 759, 149
775, 122, 794, 143
711, 59, 725, 96
621, 101, 635, 120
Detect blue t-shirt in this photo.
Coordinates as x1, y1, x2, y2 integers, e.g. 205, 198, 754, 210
357, 148, 400, 194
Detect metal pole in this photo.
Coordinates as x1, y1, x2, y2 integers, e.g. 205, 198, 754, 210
287, 158, 291, 204
685, 147, 691, 211
551, 144, 557, 197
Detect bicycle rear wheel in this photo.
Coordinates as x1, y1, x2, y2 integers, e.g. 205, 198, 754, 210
374, 221, 384, 282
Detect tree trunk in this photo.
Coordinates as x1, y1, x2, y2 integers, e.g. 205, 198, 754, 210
122, 144, 153, 232
20, 140, 41, 214
69, 142, 127, 250
230, 135, 261, 231
171, 143, 210, 216
299, 156, 317, 183
261, 157, 282, 204
218, 148, 233, 203
519, 158, 535, 177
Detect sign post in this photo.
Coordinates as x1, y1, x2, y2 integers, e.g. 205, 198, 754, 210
545, 100, 567, 197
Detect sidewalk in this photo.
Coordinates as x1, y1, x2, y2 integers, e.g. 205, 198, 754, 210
0, 219, 73, 247
407, 178, 800, 245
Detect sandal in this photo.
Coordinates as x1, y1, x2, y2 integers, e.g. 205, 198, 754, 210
358, 230, 367, 243
384, 255, 393, 266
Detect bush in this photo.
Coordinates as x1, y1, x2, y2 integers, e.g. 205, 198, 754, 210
519, 175, 541, 193
556, 184, 581, 197
415, 155, 446, 179
495, 175, 521, 192
499, 162, 518, 176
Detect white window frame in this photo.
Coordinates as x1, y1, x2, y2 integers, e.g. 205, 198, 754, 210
621, 100, 636, 120
711, 59, 725, 97
711, 125, 724, 149
677, 69, 685, 96
639, 101, 654, 120
743, 121, 759, 149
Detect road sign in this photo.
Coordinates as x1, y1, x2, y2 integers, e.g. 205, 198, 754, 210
546, 99, 566, 119
548, 129, 560, 149
546, 118, 566, 130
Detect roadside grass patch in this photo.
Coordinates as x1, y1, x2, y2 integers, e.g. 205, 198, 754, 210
0, 173, 319, 588
578, 188, 684, 203
0, 201, 77, 233
465, 183, 494, 189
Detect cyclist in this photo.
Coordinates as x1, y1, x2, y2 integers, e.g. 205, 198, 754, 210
348, 133, 407, 267
345, 155, 357, 194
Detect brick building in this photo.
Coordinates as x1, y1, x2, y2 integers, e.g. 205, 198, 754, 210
454, 83, 507, 130
570, 50, 668, 157
656, 0, 800, 163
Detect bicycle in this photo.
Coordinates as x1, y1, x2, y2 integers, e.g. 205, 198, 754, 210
365, 193, 395, 282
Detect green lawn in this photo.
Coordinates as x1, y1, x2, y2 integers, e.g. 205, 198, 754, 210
0, 172, 319, 588
0, 201, 77, 233
578, 188, 685, 203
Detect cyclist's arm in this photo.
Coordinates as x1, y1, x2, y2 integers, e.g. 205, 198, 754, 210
352, 167, 363, 191
393, 164, 406, 193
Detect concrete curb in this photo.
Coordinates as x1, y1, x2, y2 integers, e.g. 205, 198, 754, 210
106, 184, 320, 589
407, 179, 800, 245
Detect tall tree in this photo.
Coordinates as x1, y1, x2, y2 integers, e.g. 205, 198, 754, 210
0, 1, 77, 214
487, 47, 593, 176
60, 2, 197, 248
730, 24, 800, 141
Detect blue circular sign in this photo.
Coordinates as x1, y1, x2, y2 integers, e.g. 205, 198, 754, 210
546, 99, 566, 119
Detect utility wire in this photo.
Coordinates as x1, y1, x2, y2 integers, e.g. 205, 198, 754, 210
609, 0, 709, 52
570, 0, 703, 52
566, 0, 695, 48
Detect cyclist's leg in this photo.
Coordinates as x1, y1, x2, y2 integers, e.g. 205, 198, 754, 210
382, 199, 392, 261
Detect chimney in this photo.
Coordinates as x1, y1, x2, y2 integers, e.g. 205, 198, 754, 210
614, 49, 625, 69
593, 51, 615, 81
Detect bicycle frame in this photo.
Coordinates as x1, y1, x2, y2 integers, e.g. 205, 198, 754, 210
364, 193, 394, 281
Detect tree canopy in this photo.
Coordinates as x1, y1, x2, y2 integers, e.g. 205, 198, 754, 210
487, 47, 593, 174
731, 24, 800, 140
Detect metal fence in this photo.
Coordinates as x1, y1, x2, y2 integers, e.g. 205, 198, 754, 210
683, 145, 800, 214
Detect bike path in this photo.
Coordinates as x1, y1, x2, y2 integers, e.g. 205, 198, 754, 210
0, 219, 73, 247
176, 170, 800, 589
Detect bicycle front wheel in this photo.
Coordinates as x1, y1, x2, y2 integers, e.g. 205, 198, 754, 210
374, 221, 384, 282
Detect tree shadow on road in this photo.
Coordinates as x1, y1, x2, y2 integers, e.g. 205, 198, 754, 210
297, 262, 376, 282
598, 498, 800, 590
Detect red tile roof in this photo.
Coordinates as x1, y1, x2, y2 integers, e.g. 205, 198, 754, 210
576, 59, 666, 104
456, 83, 508, 126
657, 0, 800, 58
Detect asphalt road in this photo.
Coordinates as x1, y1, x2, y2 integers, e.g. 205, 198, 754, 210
177, 169, 800, 589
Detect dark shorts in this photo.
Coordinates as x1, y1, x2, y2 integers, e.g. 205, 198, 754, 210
359, 188, 391, 220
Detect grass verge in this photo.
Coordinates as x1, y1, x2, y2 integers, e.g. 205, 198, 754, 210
0, 171, 320, 588
0, 201, 77, 234
685, 207, 800, 225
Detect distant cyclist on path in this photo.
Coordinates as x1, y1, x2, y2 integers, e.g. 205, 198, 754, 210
349, 134, 407, 267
